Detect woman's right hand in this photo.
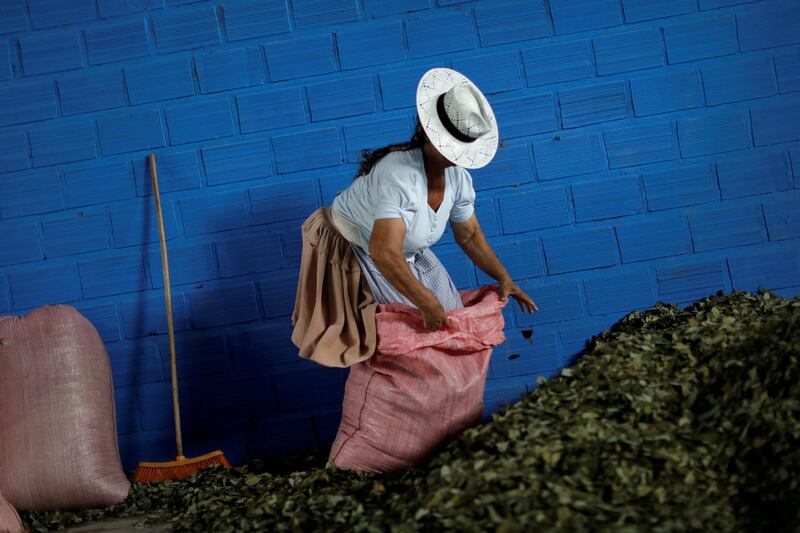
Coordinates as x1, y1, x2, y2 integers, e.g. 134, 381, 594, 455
421, 299, 451, 331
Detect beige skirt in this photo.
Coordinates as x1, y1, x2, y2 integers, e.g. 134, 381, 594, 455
291, 207, 378, 368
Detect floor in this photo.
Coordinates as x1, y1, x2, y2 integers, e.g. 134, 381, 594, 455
62, 517, 172, 532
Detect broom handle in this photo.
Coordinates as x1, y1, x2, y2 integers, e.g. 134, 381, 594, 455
148, 153, 184, 459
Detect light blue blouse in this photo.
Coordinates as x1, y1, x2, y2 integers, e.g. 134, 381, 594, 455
330, 147, 476, 259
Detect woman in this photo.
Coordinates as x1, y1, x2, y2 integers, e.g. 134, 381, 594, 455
292, 68, 538, 368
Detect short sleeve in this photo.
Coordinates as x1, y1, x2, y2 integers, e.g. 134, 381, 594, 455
373, 168, 417, 229
449, 167, 476, 223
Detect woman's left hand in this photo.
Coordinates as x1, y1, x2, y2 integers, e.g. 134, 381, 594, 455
498, 277, 538, 313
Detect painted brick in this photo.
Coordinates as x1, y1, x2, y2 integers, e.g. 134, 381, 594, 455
107, 341, 162, 386
476, 237, 545, 284
475, 0, 549, 47
112, 387, 140, 435
307, 75, 376, 122
65, 161, 136, 208
272, 128, 341, 174
29, 121, 97, 167
76, 303, 120, 343
9, 264, 78, 310
500, 186, 571, 234
0, 169, 63, 218
292, 0, 359, 27
196, 47, 265, 93
406, 10, 474, 58
452, 51, 522, 96
97, 110, 166, 155
0, 41, 11, 81
250, 177, 319, 224
549, 0, 622, 35
717, 151, 792, 199
663, 16, 737, 64
737, 2, 800, 52
263, 33, 336, 81
698, 0, 753, 8
148, 241, 216, 288
775, 51, 800, 94
249, 412, 316, 457
475, 197, 500, 237
222, 0, 291, 42
342, 116, 412, 162
42, 213, 109, 258
0, 220, 41, 266
559, 81, 627, 129
158, 334, 231, 390
98, 0, 163, 18
319, 170, 355, 204
584, 269, 655, 315
125, 56, 195, 105
703, 57, 778, 106
380, 61, 440, 110
559, 318, 618, 364
79, 253, 148, 298
621, 0, 696, 22
542, 226, 617, 274
751, 98, 800, 146
181, 189, 249, 235
362, 0, 430, 18
59, 70, 126, 116
20, 30, 81, 76
236, 87, 306, 134
728, 247, 800, 292
152, 7, 220, 53
688, 203, 765, 252
258, 269, 298, 318
615, 214, 692, 262
792, 148, 800, 186
470, 144, 534, 191
165, 99, 234, 145
763, 197, 800, 241
0, 131, 28, 173
202, 140, 272, 186
656, 259, 726, 303
0, 277, 8, 314
28, 0, 96, 28
593, 28, 663, 76
533, 133, 606, 180
0, 80, 57, 127
572, 175, 644, 222
492, 90, 559, 140
133, 151, 201, 196
120, 293, 188, 339
200, 374, 276, 424
630, 69, 703, 116
336, 20, 405, 70
522, 40, 593, 88
229, 321, 299, 368
483, 376, 531, 417
188, 283, 260, 328
642, 162, 717, 211
85, 20, 150, 65
110, 199, 177, 247
677, 111, 750, 158
604, 121, 678, 169
272, 363, 346, 409
215, 231, 283, 277
515, 279, 582, 327
491, 331, 560, 379
0, 0, 28, 35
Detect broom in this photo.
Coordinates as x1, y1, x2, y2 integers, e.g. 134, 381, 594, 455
133, 153, 231, 483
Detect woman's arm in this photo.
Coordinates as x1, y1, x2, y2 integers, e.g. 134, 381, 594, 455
451, 213, 538, 313
370, 218, 451, 329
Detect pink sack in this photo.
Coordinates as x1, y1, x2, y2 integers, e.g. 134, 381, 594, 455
0, 305, 130, 511
0, 489, 22, 533
329, 286, 507, 473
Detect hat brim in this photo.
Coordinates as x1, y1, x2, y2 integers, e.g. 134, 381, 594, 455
416, 68, 499, 169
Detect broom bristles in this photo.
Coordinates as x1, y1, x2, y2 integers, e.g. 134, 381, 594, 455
134, 450, 231, 483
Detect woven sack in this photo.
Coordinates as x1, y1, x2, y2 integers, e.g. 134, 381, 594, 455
0, 489, 22, 533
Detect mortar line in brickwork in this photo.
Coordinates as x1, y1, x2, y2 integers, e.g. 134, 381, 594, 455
214, 4, 228, 45
331, 32, 342, 72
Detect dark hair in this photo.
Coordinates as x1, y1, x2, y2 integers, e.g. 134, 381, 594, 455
354, 117, 428, 179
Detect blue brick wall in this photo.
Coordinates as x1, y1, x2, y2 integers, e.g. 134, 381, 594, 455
0, 0, 798, 472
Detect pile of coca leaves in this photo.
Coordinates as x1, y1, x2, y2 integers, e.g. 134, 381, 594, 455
21, 288, 800, 532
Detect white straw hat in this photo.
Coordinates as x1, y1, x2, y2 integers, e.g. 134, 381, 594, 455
416, 67, 499, 169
